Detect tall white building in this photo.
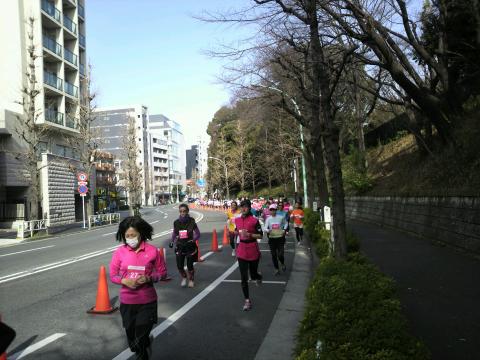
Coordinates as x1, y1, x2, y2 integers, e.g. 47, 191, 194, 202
0, 0, 87, 227
92, 105, 152, 207
149, 115, 186, 202
149, 133, 169, 204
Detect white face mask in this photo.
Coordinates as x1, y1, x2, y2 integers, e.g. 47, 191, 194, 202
125, 236, 139, 248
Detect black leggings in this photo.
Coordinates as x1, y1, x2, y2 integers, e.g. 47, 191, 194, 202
176, 254, 194, 277
268, 237, 286, 269
0, 321, 16, 354
229, 232, 236, 249
120, 301, 157, 360
294, 227, 304, 242
237, 258, 262, 299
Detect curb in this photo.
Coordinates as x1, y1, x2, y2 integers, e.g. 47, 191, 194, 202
254, 238, 313, 360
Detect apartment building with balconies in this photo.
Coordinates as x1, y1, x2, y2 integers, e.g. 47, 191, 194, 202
91, 105, 152, 208
150, 135, 169, 204
0, 0, 88, 227
149, 114, 186, 203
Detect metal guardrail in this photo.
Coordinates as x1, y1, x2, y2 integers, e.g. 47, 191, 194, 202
17, 219, 48, 239
88, 213, 120, 230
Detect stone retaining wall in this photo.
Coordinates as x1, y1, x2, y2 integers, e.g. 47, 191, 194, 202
345, 196, 480, 253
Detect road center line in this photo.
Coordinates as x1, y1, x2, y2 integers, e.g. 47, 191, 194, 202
112, 261, 239, 360
9, 333, 66, 360
0, 245, 55, 257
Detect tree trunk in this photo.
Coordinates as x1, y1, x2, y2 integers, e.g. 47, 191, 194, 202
307, 0, 347, 258
312, 143, 329, 210
303, 145, 315, 209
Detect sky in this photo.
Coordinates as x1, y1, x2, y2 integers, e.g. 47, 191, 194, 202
86, 0, 250, 148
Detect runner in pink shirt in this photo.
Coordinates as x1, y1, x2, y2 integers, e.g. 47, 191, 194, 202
234, 199, 263, 311
110, 216, 164, 360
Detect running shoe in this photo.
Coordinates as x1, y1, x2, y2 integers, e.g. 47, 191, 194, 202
181, 278, 187, 287
281, 263, 287, 272
274, 269, 280, 276
256, 276, 263, 286
231, 249, 236, 257
243, 299, 252, 311
188, 279, 194, 288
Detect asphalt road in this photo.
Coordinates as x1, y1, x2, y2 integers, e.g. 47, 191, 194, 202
0, 206, 295, 360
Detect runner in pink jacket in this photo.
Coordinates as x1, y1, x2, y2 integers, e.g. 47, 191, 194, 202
110, 216, 163, 360
234, 199, 263, 311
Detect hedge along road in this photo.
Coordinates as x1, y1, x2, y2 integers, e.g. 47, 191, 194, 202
1, 207, 296, 360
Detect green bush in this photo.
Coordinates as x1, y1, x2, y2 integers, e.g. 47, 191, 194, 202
296, 212, 430, 359
295, 255, 430, 360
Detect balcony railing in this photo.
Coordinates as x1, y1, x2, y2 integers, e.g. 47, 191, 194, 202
64, 48, 78, 66
43, 71, 63, 91
64, 81, 79, 97
63, 15, 77, 34
78, 4, 85, 19
65, 114, 77, 129
79, 34, 86, 48
42, 35, 62, 57
45, 109, 64, 126
41, 0, 61, 23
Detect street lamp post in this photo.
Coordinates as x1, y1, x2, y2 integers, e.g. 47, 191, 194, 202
208, 156, 229, 200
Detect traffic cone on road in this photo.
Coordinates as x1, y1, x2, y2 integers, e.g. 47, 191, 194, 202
196, 240, 204, 262
222, 225, 229, 246
87, 265, 118, 314
158, 247, 166, 262
211, 229, 219, 252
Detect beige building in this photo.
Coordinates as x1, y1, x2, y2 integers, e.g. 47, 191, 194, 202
0, 0, 87, 227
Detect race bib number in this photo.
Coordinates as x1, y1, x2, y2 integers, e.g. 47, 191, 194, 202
127, 265, 145, 280
272, 223, 280, 230
179, 230, 188, 239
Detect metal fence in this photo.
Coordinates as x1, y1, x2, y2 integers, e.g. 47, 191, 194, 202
88, 213, 121, 230
17, 219, 48, 239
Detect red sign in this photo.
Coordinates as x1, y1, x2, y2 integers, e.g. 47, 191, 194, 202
78, 185, 88, 194
77, 172, 88, 182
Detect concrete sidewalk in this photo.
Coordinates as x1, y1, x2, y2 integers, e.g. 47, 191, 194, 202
349, 219, 480, 360
254, 236, 314, 360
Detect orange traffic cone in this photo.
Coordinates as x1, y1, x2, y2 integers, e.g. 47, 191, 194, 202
222, 225, 229, 246
211, 228, 219, 252
87, 265, 118, 314
196, 240, 204, 262
158, 246, 166, 261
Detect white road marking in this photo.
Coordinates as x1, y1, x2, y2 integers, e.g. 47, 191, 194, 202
9, 333, 66, 360
150, 220, 159, 224
0, 245, 55, 257
102, 231, 117, 237
112, 261, 239, 360
0, 214, 204, 284
222, 279, 287, 285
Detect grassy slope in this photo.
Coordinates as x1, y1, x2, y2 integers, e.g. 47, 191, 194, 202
365, 127, 480, 196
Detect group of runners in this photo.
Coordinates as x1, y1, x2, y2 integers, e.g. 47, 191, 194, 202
108, 199, 304, 359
